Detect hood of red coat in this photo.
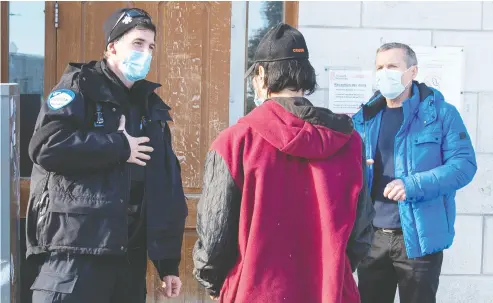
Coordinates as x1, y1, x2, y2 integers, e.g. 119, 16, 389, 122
238, 97, 355, 160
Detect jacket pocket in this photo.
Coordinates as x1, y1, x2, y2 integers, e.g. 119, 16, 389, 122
31, 271, 78, 294
52, 171, 120, 203
443, 196, 449, 231
411, 131, 442, 172
38, 185, 127, 251
39, 195, 127, 251
412, 198, 449, 238
444, 195, 456, 234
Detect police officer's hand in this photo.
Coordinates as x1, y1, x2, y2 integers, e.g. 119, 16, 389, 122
118, 115, 154, 166
160, 275, 182, 298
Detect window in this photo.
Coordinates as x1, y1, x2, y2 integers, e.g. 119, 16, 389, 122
245, 1, 284, 114
9, 1, 45, 177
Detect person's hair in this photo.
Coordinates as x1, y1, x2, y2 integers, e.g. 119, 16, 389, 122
376, 42, 418, 68
103, 21, 156, 59
253, 59, 318, 95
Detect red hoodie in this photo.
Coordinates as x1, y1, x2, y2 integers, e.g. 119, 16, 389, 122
193, 98, 372, 303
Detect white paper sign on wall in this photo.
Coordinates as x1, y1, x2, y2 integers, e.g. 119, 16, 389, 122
412, 46, 465, 113
327, 69, 374, 115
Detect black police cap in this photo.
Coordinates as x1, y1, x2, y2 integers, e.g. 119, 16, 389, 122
103, 8, 154, 46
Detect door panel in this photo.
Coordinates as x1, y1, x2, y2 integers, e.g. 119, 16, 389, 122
158, 1, 231, 190
159, 2, 214, 190
46, 1, 231, 302
56, 1, 83, 77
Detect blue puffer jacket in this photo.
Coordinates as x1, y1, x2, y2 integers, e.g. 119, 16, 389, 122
352, 81, 477, 258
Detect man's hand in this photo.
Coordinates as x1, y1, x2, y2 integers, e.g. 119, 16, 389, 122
384, 179, 406, 201
118, 115, 153, 166
210, 295, 219, 301
366, 159, 374, 165
160, 275, 182, 298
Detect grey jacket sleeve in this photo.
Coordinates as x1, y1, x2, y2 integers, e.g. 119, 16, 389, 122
193, 150, 241, 297
346, 142, 375, 272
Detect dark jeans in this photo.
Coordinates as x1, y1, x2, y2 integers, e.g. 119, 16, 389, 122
31, 246, 147, 303
357, 229, 443, 303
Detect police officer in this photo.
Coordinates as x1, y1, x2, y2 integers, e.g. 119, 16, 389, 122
26, 8, 187, 302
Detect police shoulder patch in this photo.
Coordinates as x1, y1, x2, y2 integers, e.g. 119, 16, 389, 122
47, 89, 76, 110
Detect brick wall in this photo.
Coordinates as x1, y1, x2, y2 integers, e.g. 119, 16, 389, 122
298, 2, 493, 302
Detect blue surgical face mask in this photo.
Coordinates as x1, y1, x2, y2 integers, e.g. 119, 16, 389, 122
121, 50, 152, 82
375, 67, 412, 100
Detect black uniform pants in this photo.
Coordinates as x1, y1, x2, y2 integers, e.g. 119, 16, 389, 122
357, 229, 443, 303
31, 247, 148, 303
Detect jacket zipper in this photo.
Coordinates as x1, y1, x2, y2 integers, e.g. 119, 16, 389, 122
124, 105, 131, 252
362, 106, 369, 162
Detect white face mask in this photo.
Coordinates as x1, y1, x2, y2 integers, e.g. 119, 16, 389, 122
375, 67, 413, 100
253, 77, 266, 107
254, 98, 264, 107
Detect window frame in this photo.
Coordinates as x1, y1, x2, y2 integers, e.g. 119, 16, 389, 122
228, 1, 299, 126
1, 1, 9, 82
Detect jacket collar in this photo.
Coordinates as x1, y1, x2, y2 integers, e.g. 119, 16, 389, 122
75, 61, 163, 107
353, 81, 434, 124
273, 96, 354, 135
59, 61, 173, 123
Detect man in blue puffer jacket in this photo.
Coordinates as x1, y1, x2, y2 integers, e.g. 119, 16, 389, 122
352, 42, 477, 303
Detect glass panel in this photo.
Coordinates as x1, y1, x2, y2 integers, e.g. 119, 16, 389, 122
245, 1, 284, 114
9, 1, 45, 177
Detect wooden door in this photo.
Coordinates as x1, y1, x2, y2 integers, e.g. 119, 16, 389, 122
39, 1, 232, 302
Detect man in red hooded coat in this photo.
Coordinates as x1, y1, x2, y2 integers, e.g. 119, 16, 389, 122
193, 23, 375, 303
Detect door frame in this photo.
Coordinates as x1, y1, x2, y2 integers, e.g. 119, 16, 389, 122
228, 1, 248, 126
0, 1, 58, 89
228, 1, 299, 126
0, 1, 9, 83
284, 1, 299, 28
44, 2, 57, 100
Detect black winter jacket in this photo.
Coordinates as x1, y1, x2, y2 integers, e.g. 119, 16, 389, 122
26, 61, 188, 277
